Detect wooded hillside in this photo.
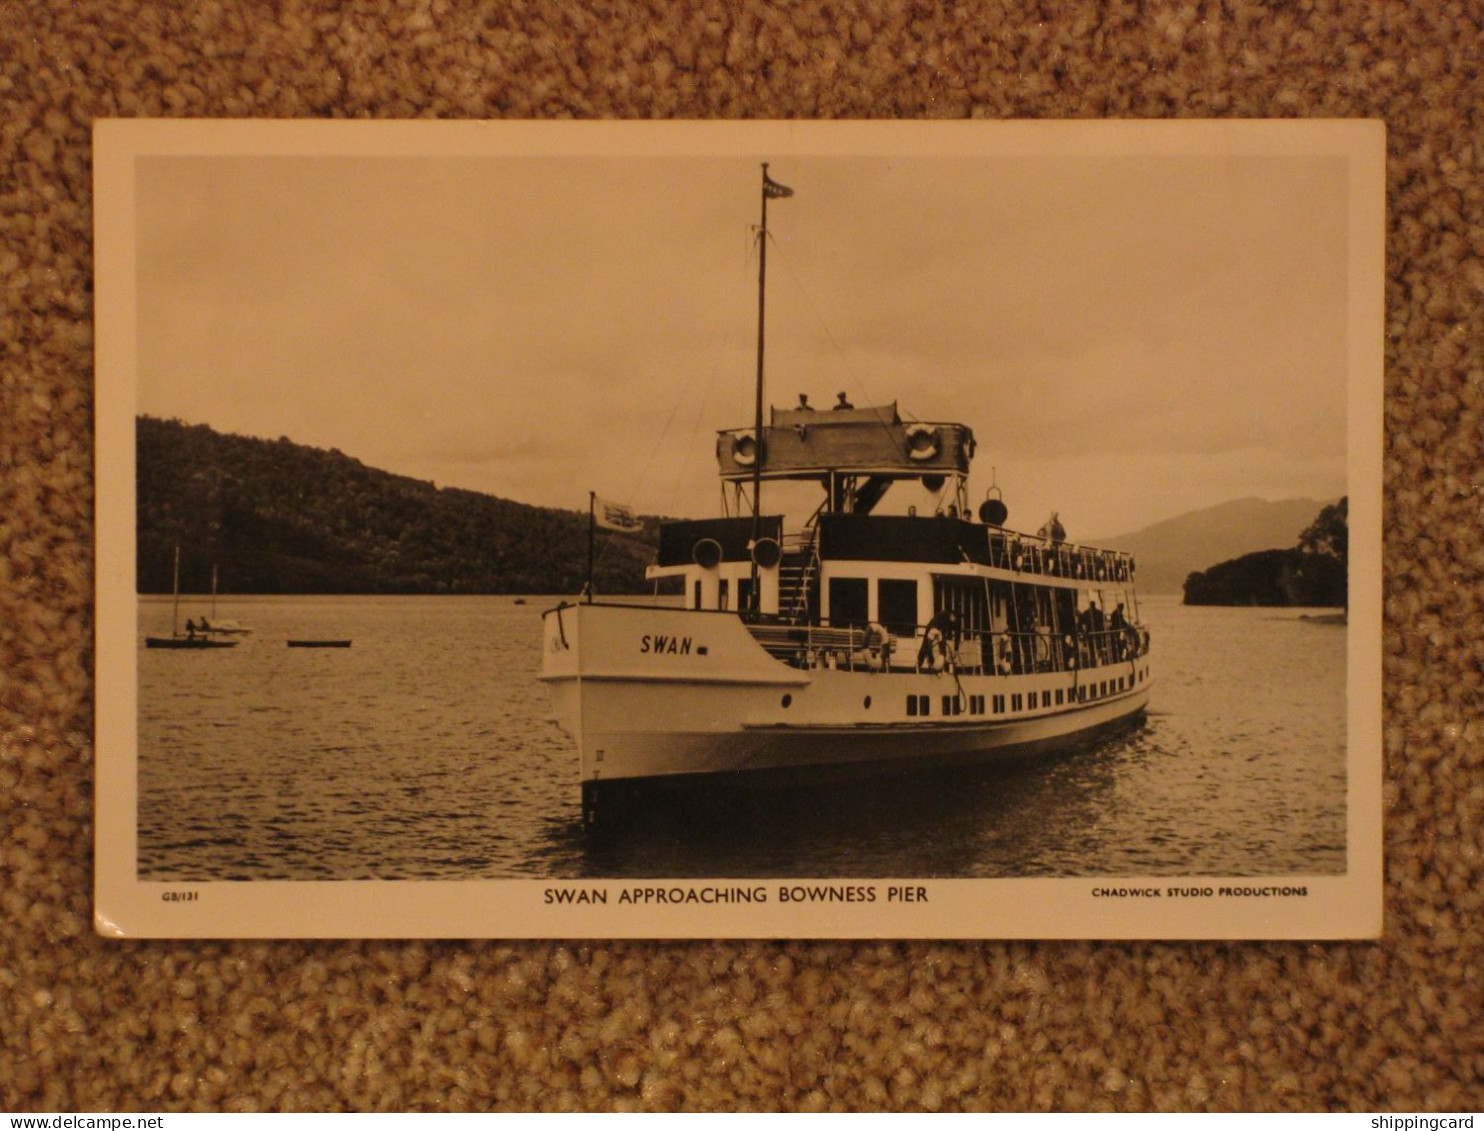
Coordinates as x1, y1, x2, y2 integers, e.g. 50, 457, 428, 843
136, 417, 658, 595
1182, 499, 1348, 608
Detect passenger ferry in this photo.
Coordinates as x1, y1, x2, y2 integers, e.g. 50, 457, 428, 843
539, 168, 1152, 826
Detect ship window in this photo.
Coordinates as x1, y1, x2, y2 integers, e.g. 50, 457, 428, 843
828, 577, 869, 627
878, 579, 919, 637
920, 695, 930, 715
864, 695, 872, 709
693, 580, 701, 610
1056, 689, 1064, 706
781, 694, 792, 708
907, 696, 917, 716
718, 579, 730, 611
1042, 691, 1052, 709
737, 578, 754, 613
1012, 693, 1022, 711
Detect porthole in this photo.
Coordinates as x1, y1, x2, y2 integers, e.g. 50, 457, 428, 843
863, 695, 872, 709
781, 694, 792, 708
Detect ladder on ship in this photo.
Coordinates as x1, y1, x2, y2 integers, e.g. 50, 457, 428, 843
777, 531, 820, 624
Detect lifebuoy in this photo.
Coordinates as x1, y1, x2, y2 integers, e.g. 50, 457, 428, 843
905, 423, 939, 461
1034, 633, 1051, 664
731, 431, 757, 467
994, 635, 1013, 675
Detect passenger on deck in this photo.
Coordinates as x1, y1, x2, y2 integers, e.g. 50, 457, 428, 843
797, 393, 815, 411
1037, 512, 1067, 542
916, 609, 959, 673
1017, 610, 1040, 673
833, 392, 854, 410
1110, 603, 1131, 660
1086, 600, 1106, 663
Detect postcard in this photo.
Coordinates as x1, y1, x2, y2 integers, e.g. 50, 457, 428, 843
93, 119, 1384, 938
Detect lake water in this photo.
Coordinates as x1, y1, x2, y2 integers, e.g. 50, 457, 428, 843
136, 594, 1347, 880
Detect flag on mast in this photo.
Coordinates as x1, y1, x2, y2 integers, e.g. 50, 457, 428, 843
763, 172, 793, 199
594, 495, 644, 535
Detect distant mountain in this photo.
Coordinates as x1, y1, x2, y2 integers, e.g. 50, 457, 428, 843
135, 416, 658, 595
1092, 497, 1334, 595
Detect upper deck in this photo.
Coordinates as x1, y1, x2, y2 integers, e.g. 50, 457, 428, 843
655, 512, 1135, 584
716, 402, 975, 481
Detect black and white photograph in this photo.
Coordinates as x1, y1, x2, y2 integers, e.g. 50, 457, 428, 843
93, 120, 1383, 938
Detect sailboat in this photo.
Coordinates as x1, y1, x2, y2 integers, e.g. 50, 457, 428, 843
144, 547, 239, 649
539, 166, 1152, 827
198, 564, 252, 637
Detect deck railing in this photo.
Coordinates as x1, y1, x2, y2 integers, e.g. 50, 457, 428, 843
985, 531, 1136, 584
744, 615, 1149, 676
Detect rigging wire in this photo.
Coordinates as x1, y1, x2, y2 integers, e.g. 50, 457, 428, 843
767, 232, 911, 463
589, 270, 746, 584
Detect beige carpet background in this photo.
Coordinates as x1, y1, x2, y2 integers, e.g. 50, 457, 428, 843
2, 0, 1479, 1112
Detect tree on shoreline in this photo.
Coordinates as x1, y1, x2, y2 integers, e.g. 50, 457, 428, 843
1292, 497, 1348, 610
1182, 497, 1347, 608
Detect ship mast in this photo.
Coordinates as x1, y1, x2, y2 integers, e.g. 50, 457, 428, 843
750, 162, 791, 613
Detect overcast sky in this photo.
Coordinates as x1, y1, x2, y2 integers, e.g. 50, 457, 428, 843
134, 125, 1355, 539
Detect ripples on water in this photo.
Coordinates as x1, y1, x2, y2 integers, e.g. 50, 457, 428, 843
137, 594, 1346, 880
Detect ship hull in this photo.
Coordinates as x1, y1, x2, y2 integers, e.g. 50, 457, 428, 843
540, 602, 1151, 795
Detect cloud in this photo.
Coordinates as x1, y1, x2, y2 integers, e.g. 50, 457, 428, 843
135, 144, 1352, 535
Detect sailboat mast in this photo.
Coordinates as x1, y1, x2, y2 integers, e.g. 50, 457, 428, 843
749, 163, 770, 608
171, 545, 181, 637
